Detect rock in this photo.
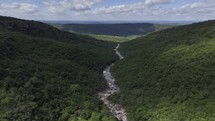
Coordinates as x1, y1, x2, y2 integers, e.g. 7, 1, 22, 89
98, 44, 127, 121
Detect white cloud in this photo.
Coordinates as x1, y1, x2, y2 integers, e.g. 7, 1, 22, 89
0, 2, 38, 13
0, 0, 215, 21
85, 0, 215, 21
180, 0, 215, 11
42, 0, 103, 14
90, 0, 176, 15
93, 3, 147, 14
145, 0, 175, 6
62, 0, 102, 11
165, 0, 215, 16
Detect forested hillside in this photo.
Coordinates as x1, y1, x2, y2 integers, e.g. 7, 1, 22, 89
111, 20, 215, 121
61, 23, 173, 36
0, 16, 118, 121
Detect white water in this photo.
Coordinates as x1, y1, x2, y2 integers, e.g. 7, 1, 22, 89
98, 44, 127, 121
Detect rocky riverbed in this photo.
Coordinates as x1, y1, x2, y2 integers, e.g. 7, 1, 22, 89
98, 44, 127, 121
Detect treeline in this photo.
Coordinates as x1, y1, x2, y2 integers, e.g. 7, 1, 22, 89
111, 20, 215, 120
0, 16, 118, 121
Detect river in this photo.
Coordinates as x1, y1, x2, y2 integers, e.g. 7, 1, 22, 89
98, 44, 127, 121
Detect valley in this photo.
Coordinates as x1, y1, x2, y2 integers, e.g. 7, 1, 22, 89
98, 44, 127, 121
53, 23, 172, 36
49, 23, 175, 42
0, 15, 214, 121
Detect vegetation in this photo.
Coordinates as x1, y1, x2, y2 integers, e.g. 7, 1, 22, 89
2, 15, 214, 121
111, 20, 215, 121
153, 24, 177, 31
61, 23, 174, 36
49, 24, 64, 30
88, 34, 141, 43
49, 23, 141, 43
0, 16, 118, 121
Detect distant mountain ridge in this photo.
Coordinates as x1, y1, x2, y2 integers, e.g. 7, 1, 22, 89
61, 23, 174, 36
42, 20, 196, 25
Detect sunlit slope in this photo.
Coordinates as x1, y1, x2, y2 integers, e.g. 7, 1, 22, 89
112, 20, 215, 121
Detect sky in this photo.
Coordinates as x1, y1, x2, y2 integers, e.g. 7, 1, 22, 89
0, 0, 215, 21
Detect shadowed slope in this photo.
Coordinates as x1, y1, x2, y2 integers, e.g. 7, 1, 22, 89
0, 16, 118, 121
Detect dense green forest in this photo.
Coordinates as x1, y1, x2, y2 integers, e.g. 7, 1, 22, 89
0, 16, 118, 121
1, 16, 214, 121
59, 23, 173, 36
111, 20, 215, 121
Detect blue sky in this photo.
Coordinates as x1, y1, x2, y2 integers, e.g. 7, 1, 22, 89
0, 0, 214, 21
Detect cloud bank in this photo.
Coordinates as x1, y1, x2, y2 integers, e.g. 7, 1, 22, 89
0, 2, 38, 14
0, 0, 214, 21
